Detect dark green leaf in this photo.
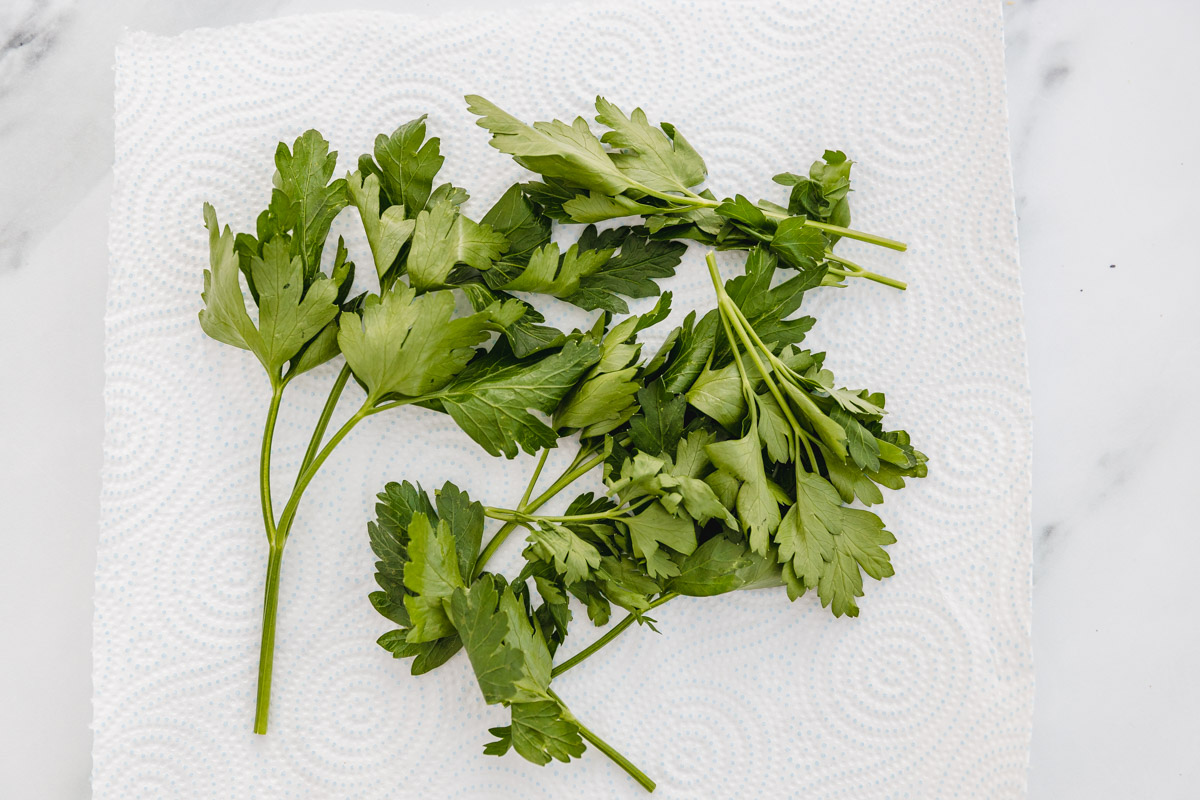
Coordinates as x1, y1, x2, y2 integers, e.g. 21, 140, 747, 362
771, 217, 827, 271
274, 130, 348, 280
507, 700, 585, 765
436, 338, 601, 458
628, 381, 686, 456
482, 184, 552, 264
371, 115, 444, 214
715, 194, 768, 229
668, 536, 753, 596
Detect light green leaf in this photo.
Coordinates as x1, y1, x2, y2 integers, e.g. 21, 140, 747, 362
671, 429, 718, 479
407, 200, 508, 291
346, 170, 415, 278
706, 424, 780, 554
822, 443, 885, 506
755, 392, 792, 463
247, 237, 340, 373
338, 286, 496, 402
510, 701, 586, 764
817, 507, 896, 618
370, 115, 444, 214
780, 380, 848, 460
623, 501, 697, 579
830, 406, 880, 472
594, 97, 706, 194
466, 95, 632, 195
553, 365, 640, 435
876, 437, 909, 466
273, 129, 347, 278
775, 472, 842, 590
481, 184, 551, 264
199, 205, 341, 377
498, 588, 552, 701
686, 361, 748, 430
529, 523, 602, 586
771, 217, 827, 271
606, 452, 671, 506
500, 241, 609, 296
705, 469, 740, 509
447, 575, 524, 704
669, 475, 736, 527
668, 536, 752, 597
562, 191, 661, 223
487, 700, 585, 765
402, 513, 465, 643
435, 482, 485, 579
199, 203, 262, 354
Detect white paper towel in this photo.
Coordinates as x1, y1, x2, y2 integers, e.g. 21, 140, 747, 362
98, 1, 1033, 797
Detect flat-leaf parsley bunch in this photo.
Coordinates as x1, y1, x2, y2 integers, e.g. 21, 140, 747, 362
199, 97, 925, 790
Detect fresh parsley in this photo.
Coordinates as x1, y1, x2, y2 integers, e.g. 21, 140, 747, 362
200, 97, 925, 793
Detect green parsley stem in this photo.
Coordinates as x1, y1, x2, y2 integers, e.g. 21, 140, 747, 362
252, 396, 377, 735
824, 251, 907, 290
720, 295, 816, 468
548, 688, 656, 792
717, 293, 818, 395
473, 445, 609, 578
806, 220, 907, 251
484, 499, 650, 524
252, 378, 286, 734
259, 380, 285, 547
293, 363, 352, 484
275, 402, 372, 541
552, 592, 678, 678
473, 521, 520, 577
518, 448, 550, 509
646, 184, 907, 252
252, 543, 284, 735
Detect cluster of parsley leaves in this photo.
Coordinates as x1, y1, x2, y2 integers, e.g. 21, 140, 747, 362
199, 98, 925, 791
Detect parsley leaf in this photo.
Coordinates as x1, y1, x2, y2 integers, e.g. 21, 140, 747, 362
817, 508, 896, 618
527, 523, 603, 586
273, 130, 348, 279
481, 184, 552, 265
346, 170, 415, 279
368, 481, 482, 674
466, 95, 633, 195
406, 200, 508, 291
199, 204, 340, 378
621, 502, 697, 579
402, 512, 465, 642
628, 380, 686, 455
553, 298, 671, 437
667, 536, 754, 597
487, 700, 585, 765
487, 225, 684, 315
593, 96, 707, 194
705, 423, 781, 554
432, 338, 601, 458
359, 115, 445, 216
337, 285, 500, 403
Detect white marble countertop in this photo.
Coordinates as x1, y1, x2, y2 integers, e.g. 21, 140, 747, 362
0, 1, 1196, 797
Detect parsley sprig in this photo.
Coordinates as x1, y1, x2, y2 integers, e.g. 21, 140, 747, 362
200, 97, 926, 790
466, 96, 908, 289
198, 119, 680, 736
367, 239, 927, 787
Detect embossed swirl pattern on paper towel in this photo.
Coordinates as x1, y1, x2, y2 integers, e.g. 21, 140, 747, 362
98, 1, 1032, 797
